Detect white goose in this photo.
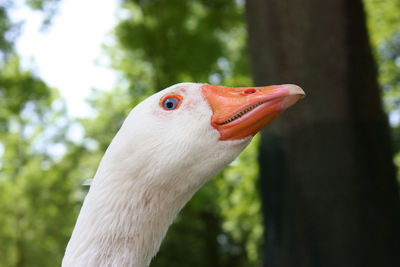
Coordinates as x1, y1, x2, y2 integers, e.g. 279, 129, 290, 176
62, 82, 304, 267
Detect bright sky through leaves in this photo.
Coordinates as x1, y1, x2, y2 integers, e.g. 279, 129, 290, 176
10, 0, 118, 118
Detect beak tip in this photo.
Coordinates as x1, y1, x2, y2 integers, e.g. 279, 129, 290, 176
284, 84, 306, 97
279, 84, 306, 110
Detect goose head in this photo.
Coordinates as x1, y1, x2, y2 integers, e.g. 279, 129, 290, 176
101, 82, 304, 189
63, 82, 304, 267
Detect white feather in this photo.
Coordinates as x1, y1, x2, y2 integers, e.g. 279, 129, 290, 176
62, 83, 251, 267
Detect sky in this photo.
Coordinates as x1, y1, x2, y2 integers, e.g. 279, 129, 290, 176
10, 0, 119, 118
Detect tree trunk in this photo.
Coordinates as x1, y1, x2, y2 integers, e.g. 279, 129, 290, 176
245, 1, 400, 266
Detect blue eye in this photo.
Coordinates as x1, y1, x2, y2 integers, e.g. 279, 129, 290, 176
161, 95, 182, 110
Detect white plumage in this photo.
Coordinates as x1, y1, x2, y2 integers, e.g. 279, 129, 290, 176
62, 82, 304, 267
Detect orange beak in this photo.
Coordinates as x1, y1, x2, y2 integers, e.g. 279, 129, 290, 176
201, 84, 305, 140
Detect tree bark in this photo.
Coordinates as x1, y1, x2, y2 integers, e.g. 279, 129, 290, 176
245, 1, 400, 266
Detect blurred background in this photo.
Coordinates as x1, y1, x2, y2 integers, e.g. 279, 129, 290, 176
0, 0, 399, 266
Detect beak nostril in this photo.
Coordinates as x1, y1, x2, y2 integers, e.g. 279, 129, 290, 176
243, 88, 257, 95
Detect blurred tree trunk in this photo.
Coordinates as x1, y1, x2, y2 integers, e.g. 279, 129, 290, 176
245, 1, 400, 266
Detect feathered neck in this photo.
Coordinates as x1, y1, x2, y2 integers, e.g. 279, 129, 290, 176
62, 154, 207, 267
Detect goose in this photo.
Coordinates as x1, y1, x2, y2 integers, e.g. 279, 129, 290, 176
62, 82, 305, 267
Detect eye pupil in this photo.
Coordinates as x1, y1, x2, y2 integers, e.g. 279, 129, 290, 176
163, 97, 179, 110
166, 101, 174, 109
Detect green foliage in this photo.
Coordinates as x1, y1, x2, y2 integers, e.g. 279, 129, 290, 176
380, 32, 400, 179
364, 0, 400, 48
0, 56, 52, 130
113, 0, 247, 91
0, 1, 18, 59
0, 6, 90, 265
216, 136, 263, 263
364, 0, 400, 110
0, 55, 81, 266
364, 0, 400, 180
